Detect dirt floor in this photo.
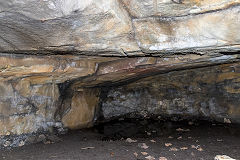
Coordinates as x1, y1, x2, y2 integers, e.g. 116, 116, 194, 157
0, 119, 240, 160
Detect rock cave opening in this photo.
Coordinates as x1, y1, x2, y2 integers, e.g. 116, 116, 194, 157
52, 58, 240, 144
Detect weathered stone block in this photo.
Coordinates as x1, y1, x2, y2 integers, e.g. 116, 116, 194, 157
133, 6, 240, 52
62, 88, 100, 129
0, 81, 60, 136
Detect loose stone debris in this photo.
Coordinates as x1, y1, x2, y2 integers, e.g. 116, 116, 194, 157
224, 118, 232, 124
141, 152, 148, 156
150, 140, 156, 143
165, 143, 173, 147
180, 147, 188, 150
145, 155, 155, 160
215, 155, 236, 160
126, 138, 137, 143
191, 145, 204, 151
176, 128, 190, 132
139, 143, 149, 149
133, 152, 138, 157
169, 147, 179, 151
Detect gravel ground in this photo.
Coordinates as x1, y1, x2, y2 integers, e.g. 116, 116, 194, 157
1, 120, 240, 160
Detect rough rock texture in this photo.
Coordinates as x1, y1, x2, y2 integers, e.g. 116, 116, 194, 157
0, 55, 240, 148
0, 53, 239, 144
0, 0, 240, 148
102, 62, 240, 123
122, 0, 240, 17
0, 0, 139, 55
133, 7, 240, 53
0, 81, 59, 136
61, 88, 100, 129
0, 54, 115, 139
0, 0, 240, 55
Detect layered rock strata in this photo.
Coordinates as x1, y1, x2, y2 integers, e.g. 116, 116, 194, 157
0, 53, 240, 147
0, 0, 239, 55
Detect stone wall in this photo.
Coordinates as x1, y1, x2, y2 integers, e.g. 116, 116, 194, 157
0, 52, 240, 147
102, 63, 240, 123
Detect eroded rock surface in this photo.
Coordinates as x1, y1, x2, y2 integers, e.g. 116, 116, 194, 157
0, 54, 239, 147
134, 7, 240, 53
102, 63, 240, 123
0, 53, 239, 148
61, 88, 100, 129
122, 0, 240, 17
0, 0, 240, 55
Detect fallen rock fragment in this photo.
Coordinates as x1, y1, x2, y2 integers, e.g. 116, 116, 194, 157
180, 147, 188, 150
139, 143, 149, 149
169, 147, 179, 151
3, 141, 11, 147
110, 152, 114, 157
145, 155, 155, 160
133, 152, 138, 158
18, 141, 25, 147
165, 143, 172, 147
176, 128, 190, 132
217, 139, 223, 142
215, 155, 236, 160
224, 118, 232, 124
150, 140, 156, 143
191, 145, 203, 151
126, 138, 137, 143
177, 136, 182, 140
141, 152, 148, 156
43, 141, 52, 145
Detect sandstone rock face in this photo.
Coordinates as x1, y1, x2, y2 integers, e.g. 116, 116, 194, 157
134, 7, 240, 53
0, 0, 240, 148
122, 0, 240, 17
0, 54, 115, 139
0, 80, 60, 135
0, 0, 139, 55
0, 0, 239, 55
0, 80, 60, 147
61, 88, 100, 129
0, 52, 240, 147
